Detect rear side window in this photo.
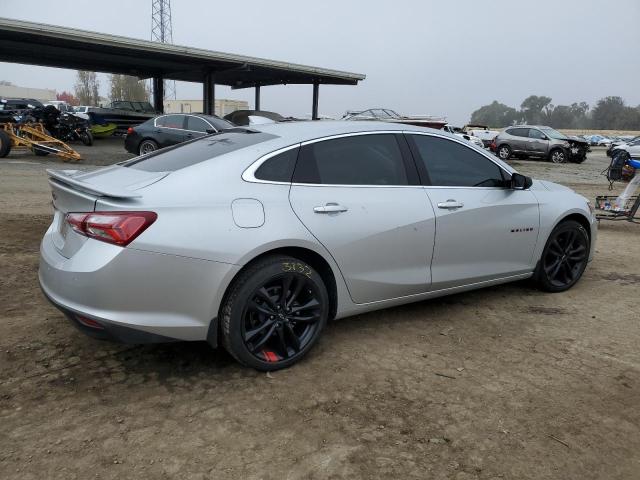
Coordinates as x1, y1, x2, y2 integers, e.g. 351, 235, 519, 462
254, 147, 299, 182
156, 115, 185, 129
125, 131, 278, 172
507, 128, 529, 137
409, 135, 506, 187
293, 134, 409, 185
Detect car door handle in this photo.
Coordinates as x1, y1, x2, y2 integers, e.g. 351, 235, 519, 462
313, 203, 348, 214
437, 200, 464, 209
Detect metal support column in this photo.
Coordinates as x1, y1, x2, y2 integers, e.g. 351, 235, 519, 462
203, 72, 216, 115
152, 76, 164, 113
255, 85, 261, 111
312, 81, 319, 120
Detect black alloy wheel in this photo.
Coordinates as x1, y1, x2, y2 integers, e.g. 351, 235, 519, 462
242, 274, 322, 362
536, 220, 589, 292
220, 255, 328, 370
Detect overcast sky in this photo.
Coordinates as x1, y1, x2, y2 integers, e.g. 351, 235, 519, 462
1, 0, 639, 124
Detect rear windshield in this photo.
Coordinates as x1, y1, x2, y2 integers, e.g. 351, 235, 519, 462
123, 130, 278, 172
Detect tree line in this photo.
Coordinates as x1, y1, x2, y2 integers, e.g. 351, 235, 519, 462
72, 71, 149, 106
470, 95, 640, 130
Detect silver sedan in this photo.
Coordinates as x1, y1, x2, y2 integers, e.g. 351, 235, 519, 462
39, 121, 597, 370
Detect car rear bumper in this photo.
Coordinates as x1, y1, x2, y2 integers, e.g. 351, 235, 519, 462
39, 226, 240, 343
124, 134, 140, 154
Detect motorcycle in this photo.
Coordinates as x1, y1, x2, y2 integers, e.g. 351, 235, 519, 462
23, 105, 93, 146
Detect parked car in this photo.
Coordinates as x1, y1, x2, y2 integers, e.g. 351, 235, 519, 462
124, 113, 234, 155
44, 100, 74, 113
443, 124, 484, 148
223, 110, 290, 126
608, 137, 640, 159
0, 97, 44, 121
40, 122, 596, 370
607, 136, 640, 157
494, 125, 589, 163
464, 124, 500, 147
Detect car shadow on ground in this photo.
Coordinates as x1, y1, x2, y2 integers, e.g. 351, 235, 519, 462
59, 279, 537, 386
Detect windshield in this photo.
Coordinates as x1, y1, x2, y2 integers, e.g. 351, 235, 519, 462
540, 127, 567, 140
123, 130, 278, 172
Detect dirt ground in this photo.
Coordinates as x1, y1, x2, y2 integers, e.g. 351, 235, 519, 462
1, 145, 639, 480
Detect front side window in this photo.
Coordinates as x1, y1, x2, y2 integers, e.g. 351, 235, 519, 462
293, 134, 409, 185
186, 116, 211, 132
529, 129, 545, 139
156, 115, 185, 129
410, 135, 506, 188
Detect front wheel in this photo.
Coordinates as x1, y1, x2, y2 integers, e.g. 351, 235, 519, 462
549, 148, 566, 164
535, 220, 589, 292
220, 255, 329, 370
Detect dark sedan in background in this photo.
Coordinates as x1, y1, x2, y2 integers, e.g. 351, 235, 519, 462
124, 113, 234, 155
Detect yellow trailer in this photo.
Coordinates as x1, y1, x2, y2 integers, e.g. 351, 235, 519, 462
0, 122, 82, 162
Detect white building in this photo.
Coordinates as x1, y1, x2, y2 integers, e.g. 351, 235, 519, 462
164, 99, 249, 117
0, 84, 57, 102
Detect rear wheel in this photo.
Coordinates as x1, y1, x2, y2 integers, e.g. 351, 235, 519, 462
220, 255, 329, 371
138, 139, 158, 155
497, 144, 511, 160
549, 148, 566, 164
535, 220, 589, 292
0, 130, 11, 158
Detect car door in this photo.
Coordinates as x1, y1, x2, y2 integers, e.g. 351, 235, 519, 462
154, 114, 188, 147
185, 115, 213, 141
510, 128, 531, 154
527, 128, 548, 157
406, 133, 540, 290
289, 133, 436, 304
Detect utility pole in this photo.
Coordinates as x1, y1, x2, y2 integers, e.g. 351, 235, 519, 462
151, 0, 176, 101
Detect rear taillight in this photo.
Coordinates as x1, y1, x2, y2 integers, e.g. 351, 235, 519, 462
126, 127, 134, 135
65, 211, 157, 246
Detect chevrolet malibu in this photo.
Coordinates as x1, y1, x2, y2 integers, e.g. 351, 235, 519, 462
39, 122, 596, 370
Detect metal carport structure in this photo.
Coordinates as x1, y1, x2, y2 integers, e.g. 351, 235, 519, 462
0, 17, 365, 118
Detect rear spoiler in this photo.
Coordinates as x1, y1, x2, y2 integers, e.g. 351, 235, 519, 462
47, 169, 142, 199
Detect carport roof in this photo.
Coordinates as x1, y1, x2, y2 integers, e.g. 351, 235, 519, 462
0, 17, 365, 88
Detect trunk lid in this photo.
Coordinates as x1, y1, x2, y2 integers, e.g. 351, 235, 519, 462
47, 166, 168, 258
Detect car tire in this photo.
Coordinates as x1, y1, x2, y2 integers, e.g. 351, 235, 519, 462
220, 255, 329, 371
549, 148, 566, 163
138, 139, 158, 155
79, 130, 93, 146
0, 130, 11, 158
497, 144, 511, 160
534, 220, 589, 293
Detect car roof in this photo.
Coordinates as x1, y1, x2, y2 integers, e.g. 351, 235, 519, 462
251, 120, 452, 146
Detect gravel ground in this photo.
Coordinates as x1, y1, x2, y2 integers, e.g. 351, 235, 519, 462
0, 145, 639, 480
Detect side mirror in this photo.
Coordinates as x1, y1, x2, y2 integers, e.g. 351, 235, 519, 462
511, 173, 533, 190
540, 135, 548, 140
206, 128, 217, 134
